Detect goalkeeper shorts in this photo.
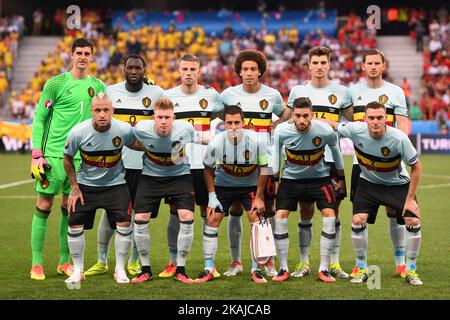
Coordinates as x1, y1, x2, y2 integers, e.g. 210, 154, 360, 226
34, 157, 80, 196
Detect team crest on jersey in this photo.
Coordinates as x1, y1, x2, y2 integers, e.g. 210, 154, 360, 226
381, 146, 391, 156
172, 141, 181, 150
142, 97, 151, 108
41, 180, 49, 189
88, 87, 95, 97
199, 98, 208, 109
244, 150, 252, 161
379, 94, 389, 104
112, 136, 122, 147
312, 136, 322, 146
328, 94, 337, 105
259, 99, 269, 110
44, 99, 54, 109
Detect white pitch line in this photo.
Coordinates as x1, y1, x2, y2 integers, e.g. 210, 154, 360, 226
0, 195, 36, 199
419, 183, 450, 189
0, 179, 33, 190
422, 174, 450, 180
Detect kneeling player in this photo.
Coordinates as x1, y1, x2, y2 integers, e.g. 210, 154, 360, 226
195, 105, 269, 284
336, 102, 423, 286
272, 97, 346, 283
63, 94, 141, 284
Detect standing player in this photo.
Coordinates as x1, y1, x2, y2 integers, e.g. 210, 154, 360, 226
84, 54, 164, 277
196, 105, 269, 283
335, 102, 423, 286
286, 46, 352, 279
63, 93, 141, 284
272, 97, 346, 283
349, 49, 410, 278
30, 38, 105, 280
132, 97, 204, 284
220, 49, 291, 277
161, 54, 223, 279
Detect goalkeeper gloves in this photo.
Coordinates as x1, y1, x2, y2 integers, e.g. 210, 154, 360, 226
30, 149, 51, 182
208, 192, 223, 212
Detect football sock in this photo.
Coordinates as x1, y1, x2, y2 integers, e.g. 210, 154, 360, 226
115, 225, 132, 271
59, 207, 70, 265
203, 225, 218, 271
177, 220, 194, 267
167, 211, 180, 264
351, 223, 368, 270
228, 214, 242, 262
389, 217, 406, 266
128, 233, 140, 264
330, 218, 341, 265
68, 226, 84, 272
97, 210, 114, 265
298, 217, 312, 264
274, 218, 289, 271
405, 224, 421, 271
31, 207, 50, 266
133, 220, 150, 267
319, 217, 336, 272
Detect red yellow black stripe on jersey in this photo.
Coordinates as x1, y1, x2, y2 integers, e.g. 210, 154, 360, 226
354, 146, 401, 172
175, 111, 212, 132
285, 147, 325, 166
221, 163, 257, 177
312, 105, 340, 122
243, 111, 272, 133
144, 149, 184, 166
353, 105, 395, 127
80, 148, 122, 168
113, 108, 154, 127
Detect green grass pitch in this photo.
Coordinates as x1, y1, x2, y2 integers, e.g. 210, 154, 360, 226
0, 153, 448, 300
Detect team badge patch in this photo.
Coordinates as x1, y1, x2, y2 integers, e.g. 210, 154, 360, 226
41, 180, 49, 189
172, 141, 181, 150
379, 94, 389, 104
244, 150, 252, 161
88, 87, 95, 97
44, 99, 54, 109
199, 98, 208, 109
381, 146, 391, 156
328, 94, 337, 105
142, 97, 151, 108
259, 99, 268, 110
112, 136, 122, 147
312, 136, 322, 147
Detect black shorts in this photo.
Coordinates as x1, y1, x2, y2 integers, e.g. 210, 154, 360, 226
134, 174, 195, 218
69, 183, 132, 230
276, 177, 337, 212
326, 161, 347, 201
352, 178, 417, 225
191, 169, 208, 206
216, 185, 257, 215
350, 164, 362, 202
125, 169, 141, 206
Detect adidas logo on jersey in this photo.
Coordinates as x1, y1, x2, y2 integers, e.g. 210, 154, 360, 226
200, 112, 208, 117
175, 103, 180, 108
66, 89, 72, 95
116, 99, 122, 103
358, 143, 364, 148
357, 96, 362, 101
86, 142, 93, 147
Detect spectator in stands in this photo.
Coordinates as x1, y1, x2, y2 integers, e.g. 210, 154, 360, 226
32, 9, 44, 36
400, 77, 413, 107
436, 105, 449, 134
414, 20, 426, 52
0, 71, 8, 108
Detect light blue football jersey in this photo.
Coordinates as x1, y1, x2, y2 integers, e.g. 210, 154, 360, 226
204, 129, 268, 187
273, 120, 343, 180
165, 85, 224, 169
134, 119, 195, 177
337, 122, 418, 186
287, 82, 352, 162
107, 81, 164, 170
64, 118, 136, 187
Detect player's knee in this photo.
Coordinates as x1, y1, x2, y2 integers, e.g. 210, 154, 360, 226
36, 195, 54, 212
404, 217, 420, 227
352, 214, 367, 225
275, 210, 289, 219
134, 212, 150, 223
178, 210, 194, 222
116, 221, 131, 228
